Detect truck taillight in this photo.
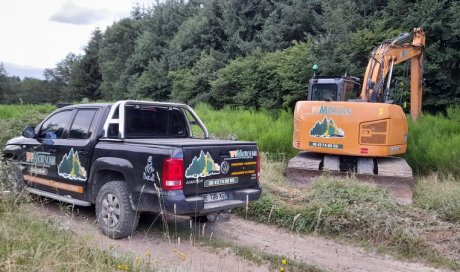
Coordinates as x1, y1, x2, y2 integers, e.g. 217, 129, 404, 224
161, 158, 184, 190
256, 155, 261, 181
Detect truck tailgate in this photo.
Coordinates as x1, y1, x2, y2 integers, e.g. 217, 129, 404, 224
182, 145, 259, 196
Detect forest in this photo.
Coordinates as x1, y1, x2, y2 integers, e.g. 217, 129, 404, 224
0, 0, 459, 112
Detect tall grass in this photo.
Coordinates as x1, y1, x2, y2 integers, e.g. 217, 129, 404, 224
194, 104, 295, 157
0, 104, 55, 119
0, 163, 143, 272
0, 105, 56, 146
237, 157, 460, 269
405, 106, 460, 177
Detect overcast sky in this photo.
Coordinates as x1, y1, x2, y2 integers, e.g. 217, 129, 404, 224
0, 0, 152, 71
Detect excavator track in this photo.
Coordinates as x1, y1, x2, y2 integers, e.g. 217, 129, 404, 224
287, 152, 414, 204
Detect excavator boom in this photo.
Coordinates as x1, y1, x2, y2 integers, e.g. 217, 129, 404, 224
361, 28, 425, 120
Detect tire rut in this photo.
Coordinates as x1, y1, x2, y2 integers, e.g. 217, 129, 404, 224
31, 201, 449, 272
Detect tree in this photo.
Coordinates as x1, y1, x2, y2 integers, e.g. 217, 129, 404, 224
0, 63, 8, 103
98, 18, 141, 100
69, 29, 103, 101
44, 53, 80, 102
259, 0, 318, 51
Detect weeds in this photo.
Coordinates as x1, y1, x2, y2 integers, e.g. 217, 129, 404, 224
405, 106, 460, 177
236, 156, 460, 269
0, 159, 153, 271
414, 174, 460, 223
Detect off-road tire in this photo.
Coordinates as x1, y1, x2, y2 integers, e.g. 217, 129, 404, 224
96, 181, 139, 239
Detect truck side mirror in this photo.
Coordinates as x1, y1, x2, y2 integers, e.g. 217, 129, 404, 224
22, 126, 36, 138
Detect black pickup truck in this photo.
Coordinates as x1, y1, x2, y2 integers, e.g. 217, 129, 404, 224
3, 100, 261, 238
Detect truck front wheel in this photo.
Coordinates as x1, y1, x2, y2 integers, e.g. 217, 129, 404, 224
96, 181, 139, 239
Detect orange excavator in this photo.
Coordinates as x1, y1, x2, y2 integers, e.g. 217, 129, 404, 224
288, 28, 426, 204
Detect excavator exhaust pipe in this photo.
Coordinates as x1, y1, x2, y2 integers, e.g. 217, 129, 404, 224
287, 152, 414, 205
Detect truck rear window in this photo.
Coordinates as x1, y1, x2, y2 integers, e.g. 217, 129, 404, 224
124, 105, 188, 138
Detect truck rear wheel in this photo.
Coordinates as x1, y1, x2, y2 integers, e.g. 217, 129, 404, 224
96, 181, 139, 239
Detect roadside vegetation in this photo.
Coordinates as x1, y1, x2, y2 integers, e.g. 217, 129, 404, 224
240, 158, 460, 270
405, 106, 460, 177
0, 164, 146, 271
1, 104, 459, 270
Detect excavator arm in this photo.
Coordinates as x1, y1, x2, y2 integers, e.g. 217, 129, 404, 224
360, 28, 425, 120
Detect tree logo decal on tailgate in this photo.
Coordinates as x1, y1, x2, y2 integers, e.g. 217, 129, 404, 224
185, 150, 220, 179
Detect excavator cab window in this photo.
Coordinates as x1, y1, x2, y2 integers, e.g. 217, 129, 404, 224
310, 84, 338, 101
344, 81, 361, 101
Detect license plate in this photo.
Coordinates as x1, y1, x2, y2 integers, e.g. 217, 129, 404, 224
202, 192, 227, 203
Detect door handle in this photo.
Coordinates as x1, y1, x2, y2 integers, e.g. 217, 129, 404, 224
49, 148, 57, 153
78, 150, 88, 156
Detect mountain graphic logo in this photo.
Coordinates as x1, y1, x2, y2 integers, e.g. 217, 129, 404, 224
58, 148, 87, 181
309, 117, 345, 138
185, 150, 220, 179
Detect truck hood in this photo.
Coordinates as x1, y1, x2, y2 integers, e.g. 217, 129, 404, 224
5, 136, 40, 145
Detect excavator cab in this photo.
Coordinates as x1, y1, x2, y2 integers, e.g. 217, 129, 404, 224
308, 75, 361, 102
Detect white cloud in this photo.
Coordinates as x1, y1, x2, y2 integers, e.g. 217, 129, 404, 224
0, 0, 153, 71
49, 2, 109, 25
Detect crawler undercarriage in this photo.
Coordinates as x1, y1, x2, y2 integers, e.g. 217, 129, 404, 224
287, 152, 413, 204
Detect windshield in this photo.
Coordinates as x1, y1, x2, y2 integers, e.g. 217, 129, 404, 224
124, 105, 188, 138
310, 84, 338, 101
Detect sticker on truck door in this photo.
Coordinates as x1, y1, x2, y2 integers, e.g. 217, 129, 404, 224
185, 150, 220, 179
57, 148, 87, 181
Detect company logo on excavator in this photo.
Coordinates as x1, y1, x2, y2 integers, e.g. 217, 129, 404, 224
311, 106, 352, 115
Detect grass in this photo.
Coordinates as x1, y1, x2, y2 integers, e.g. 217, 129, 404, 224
202, 238, 323, 272
194, 103, 296, 158
236, 156, 460, 270
405, 106, 460, 177
0, 163, 149, 272
0, 104, 56, 146
414, 174, 460, 223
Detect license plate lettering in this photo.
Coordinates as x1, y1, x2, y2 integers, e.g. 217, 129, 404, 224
203, 192, 227, 203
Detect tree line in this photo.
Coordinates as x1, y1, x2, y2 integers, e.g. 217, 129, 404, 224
1, 0, 459, 112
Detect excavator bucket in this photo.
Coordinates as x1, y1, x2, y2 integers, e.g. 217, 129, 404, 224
287, 152, 414, 204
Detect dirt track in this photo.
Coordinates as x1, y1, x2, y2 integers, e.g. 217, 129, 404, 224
32, 202, 449, 272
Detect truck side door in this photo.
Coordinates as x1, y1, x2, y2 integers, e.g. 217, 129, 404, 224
55, 108, 100, 200
22, 109, 73, 192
